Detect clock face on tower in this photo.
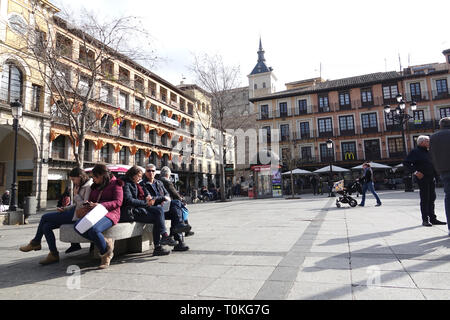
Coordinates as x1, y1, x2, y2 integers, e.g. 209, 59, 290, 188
8, 13, 28, 35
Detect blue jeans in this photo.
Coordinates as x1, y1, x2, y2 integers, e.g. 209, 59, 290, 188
133, 206, 165, 246
32, 207, 76, 253
441, 173, 450, 229
360, 182, 381, 206
74, 216, 113, 255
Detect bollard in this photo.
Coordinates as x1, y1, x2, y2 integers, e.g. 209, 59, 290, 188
24, 196, 37, 218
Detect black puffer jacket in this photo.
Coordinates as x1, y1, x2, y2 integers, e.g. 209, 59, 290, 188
121, 177, 150, 221
430, 126, 450, 175
360, 168, 373, 184
403, 146, 437, 179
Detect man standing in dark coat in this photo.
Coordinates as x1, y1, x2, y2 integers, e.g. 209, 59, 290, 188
403, 135, 447, 227
430, 117, 450, 234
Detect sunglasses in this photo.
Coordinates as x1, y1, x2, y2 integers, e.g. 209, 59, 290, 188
146, 169, 156, 172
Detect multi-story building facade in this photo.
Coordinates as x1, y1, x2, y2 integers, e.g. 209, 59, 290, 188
177, 83, 235, 190
47, 15, 199, 201
0, 0, 234, 209
0, 0, 59, 209
250, 49, 450, 173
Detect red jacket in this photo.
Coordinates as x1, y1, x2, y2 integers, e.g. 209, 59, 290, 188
89, 176, 124, 225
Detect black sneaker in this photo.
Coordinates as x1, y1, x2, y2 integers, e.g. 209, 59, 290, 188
65, 243, 82, 254
172, 223, 191, 234
160, 235, 177, 246
153, 246, 170, 256
185, 231, 195, 237
422, 221, 432, 227
430, 219, 447, 225
173, 243, 189, 252
375, 203, 382, 207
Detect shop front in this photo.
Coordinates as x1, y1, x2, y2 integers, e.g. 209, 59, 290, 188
251, 164, 282, 199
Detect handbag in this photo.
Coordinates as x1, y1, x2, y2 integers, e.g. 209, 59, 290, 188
75, 190, 104, 219
181, 204, 189, 221
121, 206, 136, 222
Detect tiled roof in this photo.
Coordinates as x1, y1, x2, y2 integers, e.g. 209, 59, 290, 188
250, 61, 271, 75
250, 71, 403, 101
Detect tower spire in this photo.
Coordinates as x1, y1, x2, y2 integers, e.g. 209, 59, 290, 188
258, 37, 265, 63
249, 37, 271, 75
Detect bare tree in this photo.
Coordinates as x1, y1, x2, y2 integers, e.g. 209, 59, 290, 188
189, 53, 242, 201
17, 4, 158, 167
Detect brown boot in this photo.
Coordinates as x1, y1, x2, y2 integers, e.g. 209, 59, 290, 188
105, 238, 115, 253
20, 241, 41, 252
98, 244, 114, 269
39, 252, 59, 265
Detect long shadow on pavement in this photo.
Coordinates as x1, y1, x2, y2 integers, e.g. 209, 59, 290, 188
0, 248, 159, 291
301, 235, 450, 300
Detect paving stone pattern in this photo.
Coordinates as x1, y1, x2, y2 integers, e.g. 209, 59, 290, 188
1, 189, 450, 300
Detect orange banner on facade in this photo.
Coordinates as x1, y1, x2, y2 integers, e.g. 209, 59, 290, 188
113, 143, 122, 153
95, 109, 103, 120
49, 130, 60, 142
129, 145, 137, 155
94, 139, 105, 150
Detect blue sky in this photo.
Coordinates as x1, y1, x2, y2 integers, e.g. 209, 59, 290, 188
53, 0, 449, 91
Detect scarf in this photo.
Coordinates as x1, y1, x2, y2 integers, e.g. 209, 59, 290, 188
136, 183, 146, 200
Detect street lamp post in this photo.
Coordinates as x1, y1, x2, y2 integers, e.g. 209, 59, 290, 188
326, 139, 335, 197
384, 93, 416, 192
9, 99, 23, 212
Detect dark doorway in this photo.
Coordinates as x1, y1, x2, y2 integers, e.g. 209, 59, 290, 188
18, 180, 32, 209
364, 139, 381, 161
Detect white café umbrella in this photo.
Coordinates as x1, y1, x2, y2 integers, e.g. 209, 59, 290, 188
314, 165, 350, 173
351, 162, 392, 170
282, 168, 313, 175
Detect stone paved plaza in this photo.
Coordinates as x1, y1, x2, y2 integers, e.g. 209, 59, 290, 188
1, 189, 450, 300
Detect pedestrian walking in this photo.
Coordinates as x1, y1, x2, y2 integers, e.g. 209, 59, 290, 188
403, 135, 447, 227
430, 117, 450, 233
310, 175, 318, 195
358, 162, 382, 207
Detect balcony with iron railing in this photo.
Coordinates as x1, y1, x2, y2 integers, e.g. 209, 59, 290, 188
293, 148, 405, 167
404, 91, 430, 102
407, 120, 435, 130
432, 89, 450, 100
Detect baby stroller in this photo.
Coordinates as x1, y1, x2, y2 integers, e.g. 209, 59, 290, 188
333, 180, 362, 208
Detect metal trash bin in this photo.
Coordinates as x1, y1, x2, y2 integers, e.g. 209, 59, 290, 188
24, 196, 37, 217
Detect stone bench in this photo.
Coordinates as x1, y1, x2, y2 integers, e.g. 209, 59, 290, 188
59, 222, 153, 256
